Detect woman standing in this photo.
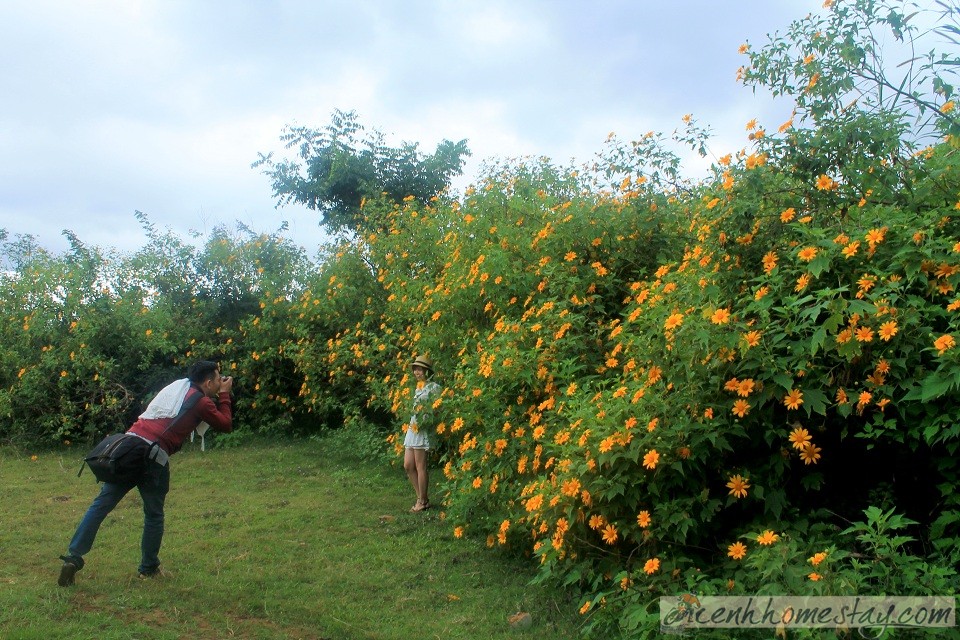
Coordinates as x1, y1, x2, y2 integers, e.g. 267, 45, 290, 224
403, 355, 441, 512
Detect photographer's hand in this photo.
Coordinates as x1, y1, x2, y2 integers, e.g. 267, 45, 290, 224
220, 376, 234, 393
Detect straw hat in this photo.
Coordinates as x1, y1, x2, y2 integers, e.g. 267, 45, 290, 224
410, 355, 434, 373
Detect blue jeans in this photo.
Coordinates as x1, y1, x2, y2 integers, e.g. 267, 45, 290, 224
65, 463, 170, 575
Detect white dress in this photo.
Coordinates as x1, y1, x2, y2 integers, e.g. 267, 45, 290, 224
403, 381, 441, 449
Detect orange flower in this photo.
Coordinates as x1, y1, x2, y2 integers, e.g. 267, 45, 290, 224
780, 208, 796, 222
800, 443, 822, 465
643, 558, 660, 574
664, 313, 684, 331
815, 174, 835, 190
756, 530, 780, 546
602, 524, 619, 545
783, 389, 803, 410
795, 274, 811, 292
726, 474, 750, 498
525, 495, 544, 512
789, 427, 812, 450
647, 366, 663, 384
808, 572, 822, 581
724, 377, 740, 392
732, 400, 751, 418
855, 326, 874, 343
842, 241, 860, 258
809, 551, 828, 566
762, 251, 778, 274
865, 227, 887, 246
728, 541, 748, 560
711, 308, 731, 325
736, 378, 756, 397
745, 153, 767, 170
934, 334, 956, 355
561, 478, 581, 497
637, 510, 652, 528
878, 321, 898, 342
588, 514, 605, 530
798, 247, 818, 262
743, 330, 762, 347
643, 449, 660, 470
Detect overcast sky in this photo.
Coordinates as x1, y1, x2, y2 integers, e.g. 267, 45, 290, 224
1, 0, 828, 256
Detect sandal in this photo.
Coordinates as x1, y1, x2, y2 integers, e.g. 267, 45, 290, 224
410, 499, 430, 513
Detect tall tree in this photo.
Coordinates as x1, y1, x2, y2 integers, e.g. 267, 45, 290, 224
254, 109, 470, 235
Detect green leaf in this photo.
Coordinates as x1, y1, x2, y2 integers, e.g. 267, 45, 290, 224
763, 489, 787, 520
808, 254, 831, 278
810, 325, 827, 355
773, 373, 794, 392
800, 472, 824, 491
804, 388, 829, 416
921, 375, 953, 401
823, 313, 844, 334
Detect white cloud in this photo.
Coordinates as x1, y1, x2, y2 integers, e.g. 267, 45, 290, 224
2, 0, 848, 254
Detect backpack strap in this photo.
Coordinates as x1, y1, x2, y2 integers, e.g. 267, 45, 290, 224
143, 387, 205, 463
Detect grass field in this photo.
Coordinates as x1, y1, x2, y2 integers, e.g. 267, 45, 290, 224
0, 433, 581, 639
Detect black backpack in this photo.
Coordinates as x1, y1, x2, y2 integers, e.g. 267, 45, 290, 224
82, 434, 152, 484
80, 389, 203, 483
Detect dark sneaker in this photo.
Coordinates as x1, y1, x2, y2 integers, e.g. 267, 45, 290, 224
137, 566, 171, 580
58, 559, 79, 587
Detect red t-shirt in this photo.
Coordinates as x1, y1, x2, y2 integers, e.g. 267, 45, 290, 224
127, 386, 233, 454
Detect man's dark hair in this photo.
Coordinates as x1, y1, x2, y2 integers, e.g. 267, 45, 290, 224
187, 360, 219, 385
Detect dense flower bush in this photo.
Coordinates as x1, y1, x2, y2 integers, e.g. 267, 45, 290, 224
0, 220, 310, 445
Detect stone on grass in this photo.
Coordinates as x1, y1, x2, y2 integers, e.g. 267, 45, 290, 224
508, 612, 532, 631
